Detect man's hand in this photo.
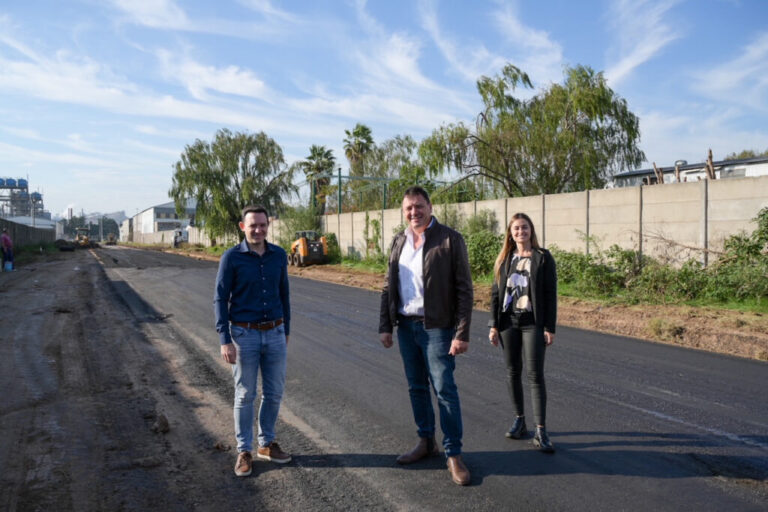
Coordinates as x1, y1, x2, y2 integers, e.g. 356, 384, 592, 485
380, 332, 393, 348
286, 335, 290, 345
221, 343, 237, 364
449, 339, 469, 356
488, 328, 500, 347
544, 331, 555, 346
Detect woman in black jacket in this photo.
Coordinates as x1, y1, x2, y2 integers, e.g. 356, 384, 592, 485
489, 212, 557, 452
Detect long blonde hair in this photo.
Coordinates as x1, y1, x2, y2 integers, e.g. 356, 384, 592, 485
493, 212, 541, 284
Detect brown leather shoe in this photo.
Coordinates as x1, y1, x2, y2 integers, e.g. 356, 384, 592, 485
396, 437, 439, 465
446, 455, 470, 485
256, 441, 291, 464
234, 451, 252, 477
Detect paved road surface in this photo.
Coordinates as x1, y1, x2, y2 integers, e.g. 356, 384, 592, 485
98, 246, 767, 511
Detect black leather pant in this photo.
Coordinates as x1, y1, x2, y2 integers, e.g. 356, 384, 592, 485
499, 318, 547, 426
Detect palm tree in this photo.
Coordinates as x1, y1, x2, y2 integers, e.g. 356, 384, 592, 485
343, 123, 374, 177
300, 145, 335, 213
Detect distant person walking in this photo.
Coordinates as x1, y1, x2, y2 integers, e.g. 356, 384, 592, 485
1, 228, 13, 271
214, 205, 292, 477
379, 186, 474, 486
488, 213, 558, 452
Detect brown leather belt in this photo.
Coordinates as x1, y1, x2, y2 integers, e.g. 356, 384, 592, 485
232, 318, 283, 331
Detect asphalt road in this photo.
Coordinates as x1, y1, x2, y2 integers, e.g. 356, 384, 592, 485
98, 246, 768, 511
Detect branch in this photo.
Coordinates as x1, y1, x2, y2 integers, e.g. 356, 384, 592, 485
643, 231, 725, 256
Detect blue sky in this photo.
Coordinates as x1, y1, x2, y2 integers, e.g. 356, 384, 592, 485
1, 0, 767, 218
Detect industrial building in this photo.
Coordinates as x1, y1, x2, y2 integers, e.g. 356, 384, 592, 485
0, 177, 52, 228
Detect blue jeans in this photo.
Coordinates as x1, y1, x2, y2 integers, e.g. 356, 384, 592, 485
1, 248, 12, 270
230, 324, 287, 453
397, 317, 463, 456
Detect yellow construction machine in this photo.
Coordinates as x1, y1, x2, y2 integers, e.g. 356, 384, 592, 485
288, 231, 328, 267
75, 227, 91, 248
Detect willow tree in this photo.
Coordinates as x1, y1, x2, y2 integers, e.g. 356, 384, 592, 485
169, 128, 297, 241
420, 64, 645, 197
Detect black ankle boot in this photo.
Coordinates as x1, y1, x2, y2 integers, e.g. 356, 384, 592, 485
533, 426, 555, 453
505, 416, 528, 439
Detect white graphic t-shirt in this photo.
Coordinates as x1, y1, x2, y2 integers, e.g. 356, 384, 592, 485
502, 255, 532, 313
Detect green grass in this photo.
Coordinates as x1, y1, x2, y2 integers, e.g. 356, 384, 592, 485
339, 256, 387, 274
473, 272, 495, 286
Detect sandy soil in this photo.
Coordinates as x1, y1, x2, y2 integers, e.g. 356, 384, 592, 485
283, 262, 768, 362
0, 249, 308, 511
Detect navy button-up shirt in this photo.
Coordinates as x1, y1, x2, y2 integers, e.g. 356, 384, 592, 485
214, 239, 290, 345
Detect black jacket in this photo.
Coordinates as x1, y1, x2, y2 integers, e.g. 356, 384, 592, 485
379, 218, 473, 342
490, 248, 557, 333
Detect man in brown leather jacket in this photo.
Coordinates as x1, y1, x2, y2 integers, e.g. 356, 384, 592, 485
379, 186, 474, 485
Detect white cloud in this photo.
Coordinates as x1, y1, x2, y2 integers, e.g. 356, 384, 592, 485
236, 0, 298, 22
109, 0, 190, 29
345, 0, 477, 124
418, 0, 505, 82
491, 2, 563, 86
419, 0, 562, 90
638, 107, 768, 166
0, 125, 42, 140
0, 34, 305, 136
605, 0, 681, 86
691, 32, 768, 112
123, 138, 180, 157
156, 50, 271, 101
134, 124, 207, 140
108, 0, 298, 42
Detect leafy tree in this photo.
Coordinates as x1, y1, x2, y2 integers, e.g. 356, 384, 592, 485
96, 217, 119, 238
274, 205, 322, 249
724, 148, 768, 160
169, 129, 297, 242
61, 215, 83, 237
420, 63, 645, 197
297, 145, 335, 213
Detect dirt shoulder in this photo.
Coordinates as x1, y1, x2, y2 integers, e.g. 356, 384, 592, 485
158, 246, 768, 361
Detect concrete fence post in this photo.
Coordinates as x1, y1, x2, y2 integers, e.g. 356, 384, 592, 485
585, 190, 591, 257
638, 185, 643, 261
702, 179, 709, 267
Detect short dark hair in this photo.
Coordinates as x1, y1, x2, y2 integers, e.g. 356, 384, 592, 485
403, 186, 431, 204
241, 205, 269, 222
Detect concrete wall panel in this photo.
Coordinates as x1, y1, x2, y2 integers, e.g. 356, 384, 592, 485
381, 207, 402, 253
545, 191, 587, 252
590, 187, 640, 251
708, 176, 768, 250
475, 199, 506, 234
642, 181, 702, 261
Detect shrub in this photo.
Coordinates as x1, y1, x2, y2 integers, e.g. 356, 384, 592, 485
276, 205, 321, 249
465, 230, 502, 278
324, 232, 342, 264
464, 209, 499, 236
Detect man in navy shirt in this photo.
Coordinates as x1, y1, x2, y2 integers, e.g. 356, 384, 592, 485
214, 205, 291, 477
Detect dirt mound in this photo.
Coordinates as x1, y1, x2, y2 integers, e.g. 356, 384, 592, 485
54, 239, 75, 251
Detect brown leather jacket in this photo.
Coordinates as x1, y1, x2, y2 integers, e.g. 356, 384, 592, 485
379, 218, 473, 341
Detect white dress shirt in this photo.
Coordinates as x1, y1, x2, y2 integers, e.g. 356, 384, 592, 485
397, 219, 433, 316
